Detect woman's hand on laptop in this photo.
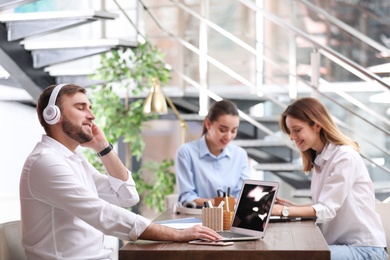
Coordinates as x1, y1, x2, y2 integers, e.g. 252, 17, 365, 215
275, 197, 297, 207
272, 197, 297, 216
271, 204, 284, 216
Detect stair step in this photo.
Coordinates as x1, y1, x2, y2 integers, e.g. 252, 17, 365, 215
292, 189, 311, 198
0, 0, 36, 10
22, 38, 137, 50
180, 114, 204, 121
232, 139, 286, 147
0, 10, 118, 41
178, 113, 279, 124
55, 75, 104, 88
43, 64, 101, 87
170, 94, 267, 114
21, 39, 137, 68
0, 10, 118, 22
0, 64, 9, 78
254, 163, 302, 172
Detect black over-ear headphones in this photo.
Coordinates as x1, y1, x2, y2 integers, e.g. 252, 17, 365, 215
43, 84, 68, 125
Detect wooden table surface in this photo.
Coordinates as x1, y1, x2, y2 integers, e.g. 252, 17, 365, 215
119, 210, 330, 260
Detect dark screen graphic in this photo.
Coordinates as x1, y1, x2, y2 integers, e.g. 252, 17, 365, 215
232, 184, 277, 232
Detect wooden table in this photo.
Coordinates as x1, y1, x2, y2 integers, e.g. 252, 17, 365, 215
119, 210, 330, 260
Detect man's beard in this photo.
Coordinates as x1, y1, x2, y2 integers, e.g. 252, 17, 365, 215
61, 115, 93, 143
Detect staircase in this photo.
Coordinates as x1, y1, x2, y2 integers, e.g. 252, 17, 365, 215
1, 0, 389, 201
139, 0, 390, 200
0, 0, 137, 101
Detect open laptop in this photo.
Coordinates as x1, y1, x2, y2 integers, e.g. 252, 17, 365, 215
216, 179, 279, 241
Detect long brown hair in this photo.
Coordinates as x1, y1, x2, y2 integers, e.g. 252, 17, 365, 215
279, 97, 360, 172
202, 99, 239, 135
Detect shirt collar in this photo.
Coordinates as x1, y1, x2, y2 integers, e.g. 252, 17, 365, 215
41, 135, 83, 159
198, 135, 231, 159
314, 142, 335, 166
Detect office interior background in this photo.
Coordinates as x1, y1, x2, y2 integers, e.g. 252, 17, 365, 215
0, 0, 389, 240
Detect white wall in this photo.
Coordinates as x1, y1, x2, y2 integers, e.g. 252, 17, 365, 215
0, 101, 44, 223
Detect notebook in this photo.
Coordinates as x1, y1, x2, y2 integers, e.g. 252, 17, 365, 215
216, 179, 279, 241
269, 216, 316, 223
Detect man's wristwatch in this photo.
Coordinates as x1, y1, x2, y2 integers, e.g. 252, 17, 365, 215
281, 206, 290, 217
97, 143, 113, 157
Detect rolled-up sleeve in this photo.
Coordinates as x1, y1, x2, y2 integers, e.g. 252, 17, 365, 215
312, 203, 336, 223
129, 215, 152, 241
106, 171, 140, 206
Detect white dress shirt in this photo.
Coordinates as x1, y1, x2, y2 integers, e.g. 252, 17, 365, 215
311, 142, 386, 247
20, 135, 151, 259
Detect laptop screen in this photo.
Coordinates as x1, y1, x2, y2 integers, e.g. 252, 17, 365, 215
230, 180, 279, 236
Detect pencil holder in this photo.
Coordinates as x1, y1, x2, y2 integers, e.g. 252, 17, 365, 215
223, 211, 234, 230
202, 207, 223, 231
214, 196, 235, 212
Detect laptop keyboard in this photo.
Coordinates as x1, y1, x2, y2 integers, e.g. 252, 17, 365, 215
218, 231, 250, 238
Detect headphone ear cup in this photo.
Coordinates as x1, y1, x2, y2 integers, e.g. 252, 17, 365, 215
43, 105, 61, 125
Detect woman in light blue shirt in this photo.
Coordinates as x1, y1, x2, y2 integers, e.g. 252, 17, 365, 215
175, 100, 251, 207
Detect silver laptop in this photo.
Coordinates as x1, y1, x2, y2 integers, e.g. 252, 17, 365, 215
217, 179, 279, 241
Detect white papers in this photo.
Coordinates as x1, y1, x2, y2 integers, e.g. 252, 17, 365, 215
160, 223, 202, 229
155, 217, 202, 229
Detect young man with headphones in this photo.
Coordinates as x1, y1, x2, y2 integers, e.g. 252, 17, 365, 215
20, 84, 221, 259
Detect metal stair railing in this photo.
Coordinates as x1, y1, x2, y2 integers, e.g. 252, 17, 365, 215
134, 0, 301, 155
137, 0, 288, 109
139, 2, 390, 135
237, 0, 390, 172
295, 74, 390, 155
319, 79, 390, 131
290, 75, 390, 175
115, 0, 390, 175
294, 0, 390, 58
0, 2, 130, 100
168, 0, 390, 132
171, 66, 299, 154
238, 0, 390, 91
133, 1, 388, 171
174, 49, 390, 176
168, 0, 299, 101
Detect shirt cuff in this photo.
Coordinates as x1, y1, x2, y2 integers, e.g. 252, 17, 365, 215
128, 214, 152, 241
179, 194, 197, 205
312, 203, 335, 223
108, 170, 135, 192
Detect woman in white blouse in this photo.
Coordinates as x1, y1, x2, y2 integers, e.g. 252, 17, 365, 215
272, 97, 387, 260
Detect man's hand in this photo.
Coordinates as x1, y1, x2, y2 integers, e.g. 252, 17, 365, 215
176, 224, 222, 242
80, 123, 109, 152
139, 222, 222, 242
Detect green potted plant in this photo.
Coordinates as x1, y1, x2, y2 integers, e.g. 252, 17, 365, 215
84, 39, 176, 213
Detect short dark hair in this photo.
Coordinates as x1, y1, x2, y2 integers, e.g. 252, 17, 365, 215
36, 84, 86, 133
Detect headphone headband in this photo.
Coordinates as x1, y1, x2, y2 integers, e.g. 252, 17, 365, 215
43, 84, 68, 125
48, 84, 67, 108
